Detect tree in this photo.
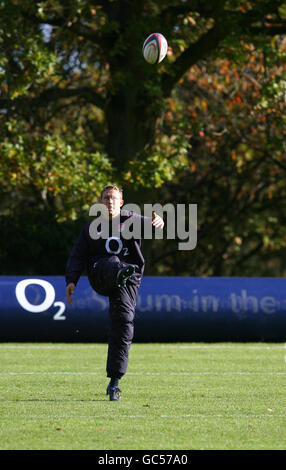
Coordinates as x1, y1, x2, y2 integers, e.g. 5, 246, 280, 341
1, 2, 286, 194
148, 35, 286, 276
0, 0, 285, 274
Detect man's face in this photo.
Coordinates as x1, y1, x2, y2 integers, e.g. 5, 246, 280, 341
100, 189, 123, 218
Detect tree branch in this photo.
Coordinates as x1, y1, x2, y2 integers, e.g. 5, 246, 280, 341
162, 23, 227, 97
18, 7, 109, 49
160, 0, 227, 22
39, 86, 105, 108
232, 240, 264, 271
248, 25, 286, 35
161, 2, 285, 96
0, 86, 105, 113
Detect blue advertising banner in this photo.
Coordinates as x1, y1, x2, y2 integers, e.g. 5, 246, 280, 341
0, 276, 285, 341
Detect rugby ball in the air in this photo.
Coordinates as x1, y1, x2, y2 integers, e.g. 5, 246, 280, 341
142, 33, 168, 64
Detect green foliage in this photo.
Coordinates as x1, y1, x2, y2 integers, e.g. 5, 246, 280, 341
0, 118, 114, 220
0, 0, 285, 275
0, 1, 58, 98
148, 35, 286, 277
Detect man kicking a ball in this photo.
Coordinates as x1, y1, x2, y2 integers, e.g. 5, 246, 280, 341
65, 185, 164, 401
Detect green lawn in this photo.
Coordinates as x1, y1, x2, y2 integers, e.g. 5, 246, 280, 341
0, 343, 285, 450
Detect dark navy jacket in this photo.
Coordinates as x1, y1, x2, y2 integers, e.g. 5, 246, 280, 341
65, 211, 151, 287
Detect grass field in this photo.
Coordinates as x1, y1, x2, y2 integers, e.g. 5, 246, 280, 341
0, 342, 285, 450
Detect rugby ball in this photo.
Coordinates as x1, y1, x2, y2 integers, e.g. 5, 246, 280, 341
142, 33, 168, 64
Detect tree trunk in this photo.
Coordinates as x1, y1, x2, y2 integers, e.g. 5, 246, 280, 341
105, 86, 157, 169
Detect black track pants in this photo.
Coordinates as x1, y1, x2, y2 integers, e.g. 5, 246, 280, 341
89, 256, 141, 379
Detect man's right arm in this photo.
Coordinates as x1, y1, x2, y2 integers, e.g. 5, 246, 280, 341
65, 227, 89, 301
66, 282, 75, 305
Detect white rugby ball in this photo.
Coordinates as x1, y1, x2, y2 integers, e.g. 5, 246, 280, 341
142, 33, 168, 64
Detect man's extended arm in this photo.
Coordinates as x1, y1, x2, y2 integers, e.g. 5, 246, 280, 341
65, 227, 89, 304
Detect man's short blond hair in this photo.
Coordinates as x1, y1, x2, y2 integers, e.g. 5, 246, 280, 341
100, 185, 123, 200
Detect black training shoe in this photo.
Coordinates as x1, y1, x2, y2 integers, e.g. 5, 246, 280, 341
116, 265, 135, 287
106, 385, 121, 401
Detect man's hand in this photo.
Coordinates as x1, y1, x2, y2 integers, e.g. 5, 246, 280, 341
66, 282, 75, 305
152, 212, 164, 229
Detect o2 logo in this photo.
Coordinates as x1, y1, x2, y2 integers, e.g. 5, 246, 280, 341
15, 279, 66, 320
105, 237, 129, 256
